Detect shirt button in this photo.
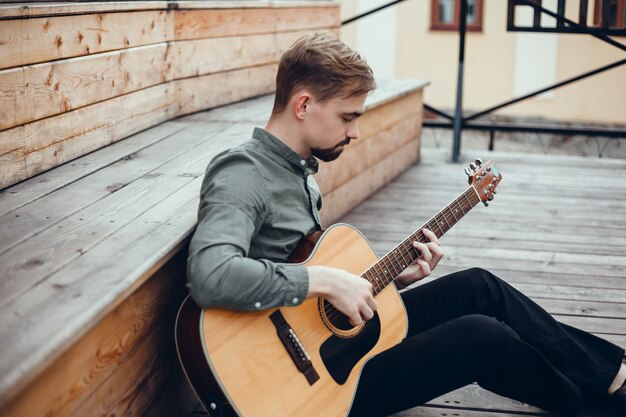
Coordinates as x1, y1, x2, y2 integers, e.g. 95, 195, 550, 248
292, 297, 299, 304
300, 160, 306, 166
254, 301, 261, 309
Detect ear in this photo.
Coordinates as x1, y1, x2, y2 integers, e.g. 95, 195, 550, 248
293, 91, 312, 121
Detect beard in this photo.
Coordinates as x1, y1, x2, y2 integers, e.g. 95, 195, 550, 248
311, 138, 351, 162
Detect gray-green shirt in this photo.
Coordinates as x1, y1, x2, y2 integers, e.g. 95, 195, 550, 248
187, 127, 323, 310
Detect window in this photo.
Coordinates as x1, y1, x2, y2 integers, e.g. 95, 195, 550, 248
430, 0, 484, 31
593, 0, 626, 29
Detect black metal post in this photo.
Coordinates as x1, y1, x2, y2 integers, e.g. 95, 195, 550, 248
341, 0, 408, 25
452, 0, 469, 163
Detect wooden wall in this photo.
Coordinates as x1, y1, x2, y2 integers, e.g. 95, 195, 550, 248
0, 2, 341, 417
0, 1, 339, 189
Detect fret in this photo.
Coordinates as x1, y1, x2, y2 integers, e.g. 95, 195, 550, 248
373, 263, 390, 290
356, 182, 491, 293
455, 198, 466, 215
391, 247, 408, 271
436, 212, 450, 232
366, 270, 382, 293
463, 192, 473, 208
428, 220, 444, 238
447, 206, 458, 222
382, 255, 401, 277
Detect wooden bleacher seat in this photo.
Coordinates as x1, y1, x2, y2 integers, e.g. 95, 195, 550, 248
0, 2, 427, 416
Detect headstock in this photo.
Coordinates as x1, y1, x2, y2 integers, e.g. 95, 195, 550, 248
465, 158, 502, 207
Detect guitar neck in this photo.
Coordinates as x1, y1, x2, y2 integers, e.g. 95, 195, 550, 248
363, 186, 481, 295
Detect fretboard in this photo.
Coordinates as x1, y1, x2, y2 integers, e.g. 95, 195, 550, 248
363, 187, 481, 295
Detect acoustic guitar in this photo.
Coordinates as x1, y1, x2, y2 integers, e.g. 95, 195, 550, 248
176, 158, 502, 417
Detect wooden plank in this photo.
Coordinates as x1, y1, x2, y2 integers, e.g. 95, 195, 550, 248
0, 43, 169, 130
425, 384, 546, 413
0, 31, 307, 131
170, 31, 300, 79
433, 252, 624, 279
346, 195, 626, 225
0, 122, 247, 309
182, 80, 429, 124
69, 278, 186, 417
0, 5, 337, 70
141, 363, 198, 417
321, 139, 420, 226
0, 10, 171, 69
0, 122, 231, 255
316, 112, 421, 194
394, 405, 609, 417
526, 298, 625, 319
357, 90, 424, 141
0, 123, 255, 402
175, 64, 277, 116
0, 253, 184, 417
430, 267, 626, 291
0, 64, 276, 189
182, 93, 275, 123
551, 314, 625, 335
0, 121, 186, 216
0, 1, 336, 19
0, 82, 176, 188
0, 2, 168, 19
438, 245, 626, 268
173, 7, 339, 41
371, 233, 626, 257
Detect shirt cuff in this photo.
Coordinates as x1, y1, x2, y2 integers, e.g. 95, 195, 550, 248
278, 264, 309, 306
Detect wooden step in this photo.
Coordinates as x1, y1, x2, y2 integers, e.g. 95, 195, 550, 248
0, 76, 428, 417
0, 0, 339, 189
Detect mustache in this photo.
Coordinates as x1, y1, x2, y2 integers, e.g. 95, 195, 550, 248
336, 138, 351, 148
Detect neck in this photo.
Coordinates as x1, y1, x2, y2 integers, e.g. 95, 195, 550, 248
364, 187, 481, 295
265, 116, 311, 158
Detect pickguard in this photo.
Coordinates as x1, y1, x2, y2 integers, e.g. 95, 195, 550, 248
319, 313, 381, 385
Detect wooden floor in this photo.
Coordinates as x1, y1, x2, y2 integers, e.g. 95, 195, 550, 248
193, 147, 626, 417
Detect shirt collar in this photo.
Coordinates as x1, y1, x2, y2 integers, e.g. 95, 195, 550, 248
252, 127, 319, 175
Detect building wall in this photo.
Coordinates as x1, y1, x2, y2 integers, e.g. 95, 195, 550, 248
341, 0, 626, 124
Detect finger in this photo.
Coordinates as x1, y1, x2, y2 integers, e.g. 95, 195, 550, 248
413, 241, 432, 262
349, 312, 363, 327
417, 259, 431, 276
426, 242, 444, 258
366, 297, 378, 313
423, 229, 441, 245
360, 305, 374, 321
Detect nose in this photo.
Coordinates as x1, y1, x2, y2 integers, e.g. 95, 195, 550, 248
346, 122, 359, 141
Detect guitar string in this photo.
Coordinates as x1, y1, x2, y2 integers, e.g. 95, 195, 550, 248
320, 188, 482, 325
320, 190, 479, 321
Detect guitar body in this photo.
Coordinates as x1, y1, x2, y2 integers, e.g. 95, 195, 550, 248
176, 224, 409, 417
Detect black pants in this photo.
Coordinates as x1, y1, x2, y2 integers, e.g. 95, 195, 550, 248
349, 268, 625, 417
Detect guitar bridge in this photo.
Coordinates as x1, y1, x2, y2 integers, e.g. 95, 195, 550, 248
269, 310, 319, 385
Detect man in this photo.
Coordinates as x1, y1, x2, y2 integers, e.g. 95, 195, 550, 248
187, 33, 626, 417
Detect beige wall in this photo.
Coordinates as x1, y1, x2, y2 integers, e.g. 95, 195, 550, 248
341, 0, 626, 124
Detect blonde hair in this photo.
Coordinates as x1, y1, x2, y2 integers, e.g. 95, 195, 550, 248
272, 33, 376, 114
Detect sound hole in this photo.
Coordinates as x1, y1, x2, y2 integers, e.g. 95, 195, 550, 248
322, 299, 353, 331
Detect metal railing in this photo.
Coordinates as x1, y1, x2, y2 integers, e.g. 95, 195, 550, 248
342, 0, 626, 160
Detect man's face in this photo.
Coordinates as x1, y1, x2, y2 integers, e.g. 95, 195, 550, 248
304, 93, 367, 162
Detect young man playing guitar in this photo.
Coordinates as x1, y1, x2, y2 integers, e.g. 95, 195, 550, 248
185, 33, 626, 417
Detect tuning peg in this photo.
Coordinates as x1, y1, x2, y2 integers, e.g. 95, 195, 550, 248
469, 163, 476, 171
483, 201, 489, 207
493, 190, 497, 195
488, 195, 494, 201
464, 167, 472, 177
475, 158, 483, 167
